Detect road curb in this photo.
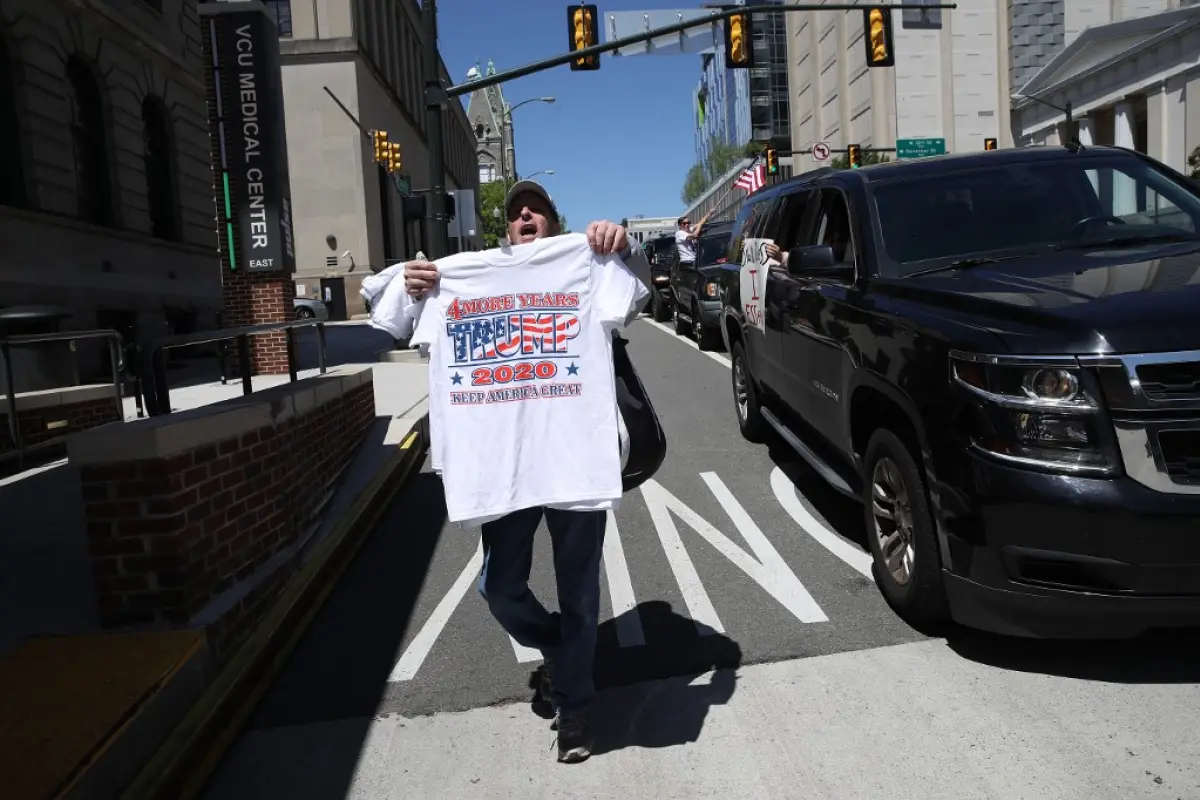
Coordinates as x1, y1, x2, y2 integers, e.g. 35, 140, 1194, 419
121, 417, 429, 800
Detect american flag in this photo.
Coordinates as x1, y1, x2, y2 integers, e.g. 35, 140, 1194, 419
734, 162, 766, 193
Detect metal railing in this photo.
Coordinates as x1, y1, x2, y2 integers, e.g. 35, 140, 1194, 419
139, 319, 328, 417
0, 329, 125, 471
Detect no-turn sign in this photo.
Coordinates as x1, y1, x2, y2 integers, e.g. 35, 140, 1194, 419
812, 142, 831, 162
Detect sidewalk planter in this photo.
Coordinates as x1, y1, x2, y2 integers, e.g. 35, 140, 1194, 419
68, 366, 376, 661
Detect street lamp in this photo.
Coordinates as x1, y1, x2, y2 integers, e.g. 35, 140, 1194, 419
521, 169, 555, 181
501, 96, 555, 186
1013, 92, 1075, 143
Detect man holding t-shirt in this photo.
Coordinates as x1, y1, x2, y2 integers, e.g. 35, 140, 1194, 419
402, 181, 650, 763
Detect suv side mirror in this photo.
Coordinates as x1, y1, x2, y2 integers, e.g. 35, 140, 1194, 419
786, 245, 853, 279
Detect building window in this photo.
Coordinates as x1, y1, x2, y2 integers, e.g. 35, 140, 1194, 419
0, 37, 27, 209
902, 0, 942, 29
67, 56, 115, 227
142, 95, 179, 241
265, 1, 292, 37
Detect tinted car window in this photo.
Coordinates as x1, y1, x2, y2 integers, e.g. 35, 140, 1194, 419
728, 196, 773, 264
698, 233, 732, 266
871, 155, 1200, 276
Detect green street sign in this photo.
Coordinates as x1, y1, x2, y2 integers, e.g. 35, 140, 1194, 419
392, 174, 411, 196
896, 137, 947, 159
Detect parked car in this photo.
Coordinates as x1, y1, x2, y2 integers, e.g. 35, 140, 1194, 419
642, 234, 677, 322
670, 219, 732, 350
720, 144, 1200, 639
294, 297, 329, 321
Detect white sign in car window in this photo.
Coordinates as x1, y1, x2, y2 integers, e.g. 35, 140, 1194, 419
739, 237, 780, 334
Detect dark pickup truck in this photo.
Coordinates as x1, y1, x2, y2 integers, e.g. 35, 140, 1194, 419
719, 144, 1200, 638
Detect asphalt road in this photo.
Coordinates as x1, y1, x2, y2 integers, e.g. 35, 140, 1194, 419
242, 316, 923, 727
205, 317, 1200, 798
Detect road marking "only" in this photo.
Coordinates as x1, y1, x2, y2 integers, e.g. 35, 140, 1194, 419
389, 472, 828, 682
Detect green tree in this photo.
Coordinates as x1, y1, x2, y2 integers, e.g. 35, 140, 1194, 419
681, 163, 708, 204
829, 150, 892, 170
559, 214, 569, 234
681, 137, 747, 205
743, 140, 768, 159
479, 180, 508, 247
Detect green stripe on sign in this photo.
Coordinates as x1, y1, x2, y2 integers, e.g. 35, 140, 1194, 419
226, 222, 236, 270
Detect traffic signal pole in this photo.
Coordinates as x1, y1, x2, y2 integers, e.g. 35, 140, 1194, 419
418, 2, 956, 259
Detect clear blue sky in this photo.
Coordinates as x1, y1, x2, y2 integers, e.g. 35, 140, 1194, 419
436, 0, 703, 227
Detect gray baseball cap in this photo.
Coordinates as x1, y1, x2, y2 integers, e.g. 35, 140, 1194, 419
504, 180, 559, 220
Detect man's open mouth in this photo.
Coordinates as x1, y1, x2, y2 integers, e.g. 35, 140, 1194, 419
519, 223, 537, 237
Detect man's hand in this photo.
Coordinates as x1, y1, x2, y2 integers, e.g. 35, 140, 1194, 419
586, 220, 628, 256
404, 260, 439, 297
764, 242, 783, 263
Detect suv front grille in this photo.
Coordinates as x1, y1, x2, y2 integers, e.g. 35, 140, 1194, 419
1137, 361, 1200, 402
1158, 429, 1200, 485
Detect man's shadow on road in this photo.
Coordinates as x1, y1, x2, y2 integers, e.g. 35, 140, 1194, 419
530, 600, 743, 756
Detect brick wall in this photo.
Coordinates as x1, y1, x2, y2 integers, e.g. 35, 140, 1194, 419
72, 368, 376, 661
0, 392, 122, 454
221, 271, 292, 375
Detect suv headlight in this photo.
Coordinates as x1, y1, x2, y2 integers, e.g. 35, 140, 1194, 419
704, 280, 719, 298
950, 353, 1118, 474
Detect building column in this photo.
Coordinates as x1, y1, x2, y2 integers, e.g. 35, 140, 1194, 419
1113, 100, 1137, 216
1078, 116, 1098, 193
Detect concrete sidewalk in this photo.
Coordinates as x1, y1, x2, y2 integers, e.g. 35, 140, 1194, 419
204, 639, 1199, 799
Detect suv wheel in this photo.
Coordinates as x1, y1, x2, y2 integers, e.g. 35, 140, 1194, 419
862, 428, 948, 629
693, 303, 719, 351
730, 342, 766, 442
652, 292, 672, 322
673, 302, 689, 335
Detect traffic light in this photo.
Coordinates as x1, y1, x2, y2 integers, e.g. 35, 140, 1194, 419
568, 5, 599, 71
386, 142, 402, 173
725, 12, 752, 69
984, 137, 998, 151
764, 146, 779, 175
848, 143, 862, 169
862, 7, 895, 68
371, 129, 389, 165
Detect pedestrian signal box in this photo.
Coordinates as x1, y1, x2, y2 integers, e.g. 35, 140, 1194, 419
568, 5, 600, 71
863, 7, 895, 68
725, 12, 752, 69
984, 137, 998, 151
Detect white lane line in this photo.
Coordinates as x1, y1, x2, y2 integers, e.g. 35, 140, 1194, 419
510, 638, 543, 663
639, 318, 732, 368
390, 542, 484, 682
770, 466, 875, 581
603, 509, 646, 647
702, 472, 828, 623
640, 479, 725, 636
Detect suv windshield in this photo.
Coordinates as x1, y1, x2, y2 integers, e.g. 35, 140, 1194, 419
871, 154, 1200, 276
698, 233, 731, 266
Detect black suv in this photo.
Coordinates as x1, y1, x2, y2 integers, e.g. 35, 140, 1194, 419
671, 220, 732, 350
720, 144, 1200, 638
643, 234, 677, 322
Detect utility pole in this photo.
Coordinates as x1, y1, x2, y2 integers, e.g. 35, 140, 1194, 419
422, 0, 450, 258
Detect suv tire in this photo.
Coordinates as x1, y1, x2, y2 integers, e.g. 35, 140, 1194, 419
862, 428, 949, 630
652, 291, 672, 322
730, 342, 767, 442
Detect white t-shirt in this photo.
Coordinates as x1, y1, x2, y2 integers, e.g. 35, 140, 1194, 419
675, 229, 696, 263
411, 233, 649, 526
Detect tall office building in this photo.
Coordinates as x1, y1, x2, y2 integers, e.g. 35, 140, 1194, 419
0, 0, 219, 345
784, 0, 1194, 171
749, 0, 791, 147
695, 53, 752, 169
232, 0, 481, 319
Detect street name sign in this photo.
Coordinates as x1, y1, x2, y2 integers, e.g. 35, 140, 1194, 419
896, 137, 946, 159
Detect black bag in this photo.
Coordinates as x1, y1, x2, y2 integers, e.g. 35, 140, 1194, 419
613, 332, 667, 492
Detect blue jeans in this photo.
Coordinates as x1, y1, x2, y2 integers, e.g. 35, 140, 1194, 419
478, 507, 607, 713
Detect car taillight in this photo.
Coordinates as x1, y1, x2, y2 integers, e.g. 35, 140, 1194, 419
716, 257, 727, 264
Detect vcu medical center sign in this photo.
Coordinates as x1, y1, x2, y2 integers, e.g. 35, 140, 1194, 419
203, 3, 297, 274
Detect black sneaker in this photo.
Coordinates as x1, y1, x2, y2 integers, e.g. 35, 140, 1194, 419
556, 710, 593, 763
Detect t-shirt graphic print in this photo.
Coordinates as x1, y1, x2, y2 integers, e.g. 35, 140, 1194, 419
411, 233, 649, 526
